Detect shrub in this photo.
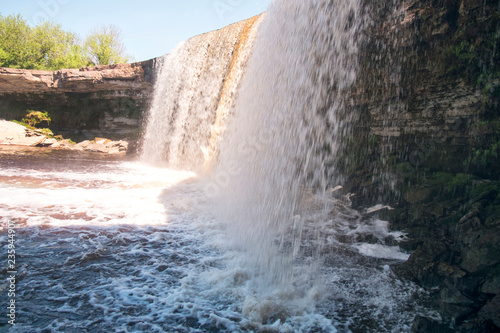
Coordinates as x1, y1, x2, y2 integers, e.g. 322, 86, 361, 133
22, 110, 51, 128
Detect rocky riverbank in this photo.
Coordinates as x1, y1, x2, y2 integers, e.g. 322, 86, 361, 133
0, 119, 128, 154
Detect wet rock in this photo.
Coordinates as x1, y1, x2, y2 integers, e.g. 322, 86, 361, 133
75, 140, 91, 149
74, 138, 128, 154
482, 273, 500, 295
0, 126, 130, 154
478, 294, 500, 328
94, 137, 111, 145
36, 138, 59, 147
436, 262, 466, 279
457, 319, 500, 333
84, 142, 109, 153
393, 238, 449, 286
56, 139, 74, 149
459, 225, 500, 274
404, 186, 433, 204
440, 285, 475, 306
411, 315, 453, 333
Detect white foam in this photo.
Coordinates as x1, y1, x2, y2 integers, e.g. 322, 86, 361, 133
0, 162, 196, 228
354, 243, 410, 260
346, 218, 408, 242
0, 153, 430, 331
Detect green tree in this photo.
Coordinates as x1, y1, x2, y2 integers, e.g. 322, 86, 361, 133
84, 25, 130, 66
0, 14, 130, 70
32, 21, 89, 70
0, 14, 35, 68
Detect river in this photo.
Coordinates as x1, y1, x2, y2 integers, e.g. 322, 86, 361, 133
0, 146, 437, 332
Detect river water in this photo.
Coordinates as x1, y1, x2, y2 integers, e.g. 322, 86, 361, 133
0, 146, 435, 332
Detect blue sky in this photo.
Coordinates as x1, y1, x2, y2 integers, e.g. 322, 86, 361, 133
1, 0, 271, 62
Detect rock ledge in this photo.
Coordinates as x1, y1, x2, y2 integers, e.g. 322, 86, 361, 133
0, 119, 128, 154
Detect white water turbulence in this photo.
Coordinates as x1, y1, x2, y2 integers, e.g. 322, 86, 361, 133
207, 0, 432, 331
215, 0, 367, 288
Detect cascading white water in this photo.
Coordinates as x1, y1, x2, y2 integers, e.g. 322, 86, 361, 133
214, 0, 367, 285
120, 0, 430, 329
140, 17, 261, 170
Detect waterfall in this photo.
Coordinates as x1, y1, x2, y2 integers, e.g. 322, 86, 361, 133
140, 16, 262, 170
142, 0, 370, 287
213, 0, 368, 285
2, 1, 437, 331
136, 1, 422, 329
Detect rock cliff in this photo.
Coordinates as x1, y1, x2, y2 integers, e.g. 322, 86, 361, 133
0, 60, 157, 143
340, 0, 500, 330
0, 62, 153, 93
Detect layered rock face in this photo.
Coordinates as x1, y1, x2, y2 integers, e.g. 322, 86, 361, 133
341, 0, 500, 330
0, 60, 157, 142
0, 62, 153, 92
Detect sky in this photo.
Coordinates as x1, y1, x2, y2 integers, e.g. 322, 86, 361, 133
1, 0, 272, 62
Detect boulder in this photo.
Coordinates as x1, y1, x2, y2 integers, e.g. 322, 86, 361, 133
478, 295, 500, 328
0, 120, 46, 146
36, 138, 59, 147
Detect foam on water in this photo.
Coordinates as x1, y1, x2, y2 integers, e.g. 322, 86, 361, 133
0, 148, 436, 332
0, 155, 196, 228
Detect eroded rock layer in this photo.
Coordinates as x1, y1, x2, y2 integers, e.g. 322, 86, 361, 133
0, 60, 157, 142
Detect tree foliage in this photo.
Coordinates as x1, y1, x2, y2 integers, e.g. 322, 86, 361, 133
84, 25, 129, 66
0, 14, 35, 69
0, 13, 130, 70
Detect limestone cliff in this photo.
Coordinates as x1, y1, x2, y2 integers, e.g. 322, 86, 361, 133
0, 62, 153, 93
340, 0, 500, 330
0, 60, 158, 142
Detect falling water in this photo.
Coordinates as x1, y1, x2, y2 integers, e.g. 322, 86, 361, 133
215, 0, 366, 284
138, 0, 433, 330
199, 0, 432, 329
140, 16, 262, 170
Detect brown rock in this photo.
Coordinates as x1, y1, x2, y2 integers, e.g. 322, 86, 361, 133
37, 138, 59, 147
0, 62, 153, 94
